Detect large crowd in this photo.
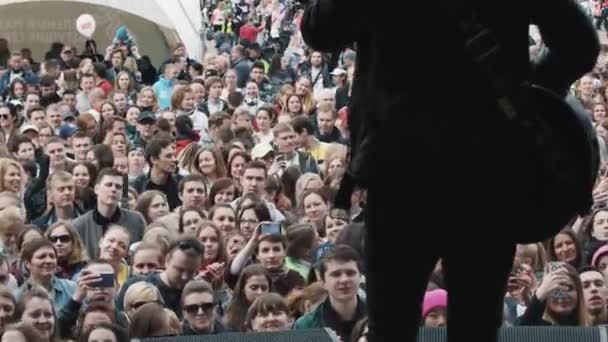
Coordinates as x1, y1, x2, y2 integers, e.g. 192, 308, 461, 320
0, 0, 605, 342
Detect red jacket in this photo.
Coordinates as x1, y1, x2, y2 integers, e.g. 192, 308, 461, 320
97, 79, 113, 96
239, 23, 264, 44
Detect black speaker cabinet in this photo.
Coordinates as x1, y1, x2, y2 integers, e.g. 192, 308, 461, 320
137, 326, 607, 342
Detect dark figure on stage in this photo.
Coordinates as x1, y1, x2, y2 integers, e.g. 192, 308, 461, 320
301, 0, 599, 341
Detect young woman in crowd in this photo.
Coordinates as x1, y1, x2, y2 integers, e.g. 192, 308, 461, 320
98, 225, 130, 287
299, 189, 330, 224
518, 263, 588, 326
236, 202, 271, 240
227, 151, 250, 186
0, 159, 25, 195
136, 87, 159, 114
70, 162, 97, 212
224, 264, 272, 332
323, 209, 350, 244
113, 71, 139, 104
195, 222, 229, 311
294, 77, 314, 115
207, 178, 238, 208
253, 107, 275, 145
547, 229, 584, 270
208, 204, 237, 235
192, 146, 227, 186
44, 222, 88, 282
245, 293, 292, 333
135, 190, 169, 225
179, 208, 206, 235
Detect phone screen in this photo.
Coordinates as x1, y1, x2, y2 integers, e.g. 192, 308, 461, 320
260, 223, 281, 236
92, 273, 115, 288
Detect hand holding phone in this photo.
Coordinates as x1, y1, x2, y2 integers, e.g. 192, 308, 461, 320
260, 222, 282, 236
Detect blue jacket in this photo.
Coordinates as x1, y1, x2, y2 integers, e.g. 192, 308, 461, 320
16, 277, 76, 313
152, 75, 176, 110
0, 70, 39, 95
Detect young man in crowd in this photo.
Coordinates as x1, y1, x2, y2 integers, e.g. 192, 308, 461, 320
31, 171, 83, 231
116, 237, 204, 317
579, 266, 608, 325
73, 168, 146, 259
294, 245, 367, 341
71, 131, 92, 163
232, 160, 284, 222
76, 73, 96, 113
272, 122, 319, 174
132, 135, 181, 210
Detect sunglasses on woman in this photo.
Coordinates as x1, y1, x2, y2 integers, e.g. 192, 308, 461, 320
49, 234, 72, 243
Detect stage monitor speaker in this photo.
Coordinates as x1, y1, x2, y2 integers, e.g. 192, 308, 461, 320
136, 328, 340, 342
418, 326, 604, 342
137, 326, 608, 342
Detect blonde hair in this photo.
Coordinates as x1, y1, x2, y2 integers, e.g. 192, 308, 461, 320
164, 308, 181, 335
295, 173, 323, 205
123, 281, 163, 315
516, 243, 547, 273
136, 86, 159, 112
0, 159, 25, 194
0, 206, 25, 229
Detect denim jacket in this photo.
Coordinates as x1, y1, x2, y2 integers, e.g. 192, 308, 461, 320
16, 277, 76, 312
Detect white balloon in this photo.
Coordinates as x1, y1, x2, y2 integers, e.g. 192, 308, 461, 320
76, 14, 96, 39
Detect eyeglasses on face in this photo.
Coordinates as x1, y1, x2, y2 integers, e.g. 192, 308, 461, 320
183, 302, 215, 314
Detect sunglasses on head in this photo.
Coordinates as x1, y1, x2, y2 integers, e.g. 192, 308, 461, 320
177, 240, 203, 254
184, 302, 215, 314
49, 234, 71, 243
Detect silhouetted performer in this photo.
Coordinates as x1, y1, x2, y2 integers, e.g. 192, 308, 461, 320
301, 1, 599, 341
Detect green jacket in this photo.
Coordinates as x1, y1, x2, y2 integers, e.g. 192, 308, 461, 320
293, 296, 366, 332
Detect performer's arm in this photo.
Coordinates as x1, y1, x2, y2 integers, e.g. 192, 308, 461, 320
530, 0, 599, 96
300, 0, 363, 52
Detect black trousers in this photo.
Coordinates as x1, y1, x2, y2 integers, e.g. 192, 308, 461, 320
364, 159, 517, 342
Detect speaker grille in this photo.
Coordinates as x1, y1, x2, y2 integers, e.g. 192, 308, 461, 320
139, 328, 337, 342
417, 327, 602, 342
138, 327, 603, 342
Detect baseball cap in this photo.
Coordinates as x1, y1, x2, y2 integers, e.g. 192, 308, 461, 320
62, 111, 76, 122
59, 124, 77, 140
330, 68, 347, 76
20, 124, 39, 134
251, 143, 274, 160
138, 111, 156, 124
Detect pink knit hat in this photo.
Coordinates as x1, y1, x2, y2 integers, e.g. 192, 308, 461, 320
422, 289, 448, 319
592, 245, 608, 268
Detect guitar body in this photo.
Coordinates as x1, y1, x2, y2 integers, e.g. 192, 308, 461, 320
510, 84, 599, 243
